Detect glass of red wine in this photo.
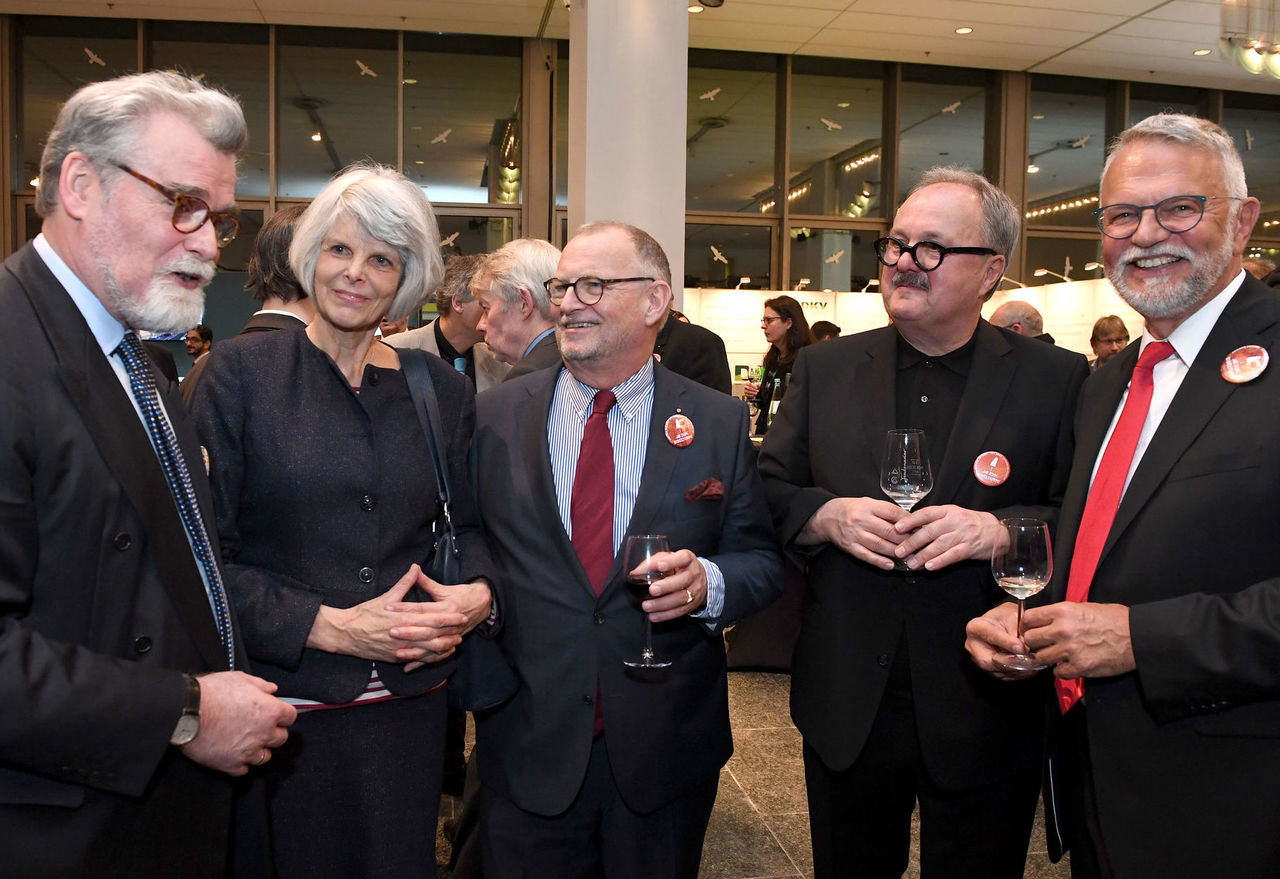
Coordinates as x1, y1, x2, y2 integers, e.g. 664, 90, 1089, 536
623, 534, 673, 670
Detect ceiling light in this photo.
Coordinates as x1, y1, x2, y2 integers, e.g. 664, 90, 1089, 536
1221, 1, 1280, 79
1032, 114, 1045, 120
689, 3, 704, 11
837, 102, 851, 108
955, 26, 973, 34
1194, 48, 1213, 56
403, 78, 418, 85
29, 177, 39, 187
1027, 163, 1040, 174
310, 132, 322, 142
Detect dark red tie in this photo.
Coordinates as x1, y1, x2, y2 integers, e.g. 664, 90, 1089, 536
571, 389, 616, 595
1056, 341, 1173, 713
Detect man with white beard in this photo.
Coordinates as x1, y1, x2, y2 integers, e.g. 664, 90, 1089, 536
0, 71, 295, 878
967, 114, 1280, 878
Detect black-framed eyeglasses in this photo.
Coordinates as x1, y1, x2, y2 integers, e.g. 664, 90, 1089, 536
874, 237, 998, 272
113, 163, 241, 247
544, 276, 654, 305
1093, 194, 1242, 240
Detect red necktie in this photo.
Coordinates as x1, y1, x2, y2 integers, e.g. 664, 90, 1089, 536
1056, 341, 1173, 713
571, 389, 616, 595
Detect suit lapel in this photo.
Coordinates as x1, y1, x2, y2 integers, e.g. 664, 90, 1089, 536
933, 322, 1013, 504
13, 247, 227, 669
856, 328, 899, 479
1101, 279, 1278, 562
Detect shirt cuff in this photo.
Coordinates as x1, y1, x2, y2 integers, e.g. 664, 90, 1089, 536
692, 557, 725, 627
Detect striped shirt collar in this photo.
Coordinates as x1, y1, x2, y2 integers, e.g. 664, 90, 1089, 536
557, 357, 656, 426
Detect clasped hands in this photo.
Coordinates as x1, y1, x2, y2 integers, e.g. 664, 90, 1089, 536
627, 550, 708, 623
965, 599, 1136, 682
308, 563, 492, 670
805, 496, 1007, 571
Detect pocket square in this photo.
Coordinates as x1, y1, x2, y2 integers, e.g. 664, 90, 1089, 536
685, 478, 724, 502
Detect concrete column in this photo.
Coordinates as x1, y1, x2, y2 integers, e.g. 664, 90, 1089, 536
567, 0, 687, 299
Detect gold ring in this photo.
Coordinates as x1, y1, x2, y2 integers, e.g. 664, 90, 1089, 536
252, 749, 269, 767
684, 588, 694, 605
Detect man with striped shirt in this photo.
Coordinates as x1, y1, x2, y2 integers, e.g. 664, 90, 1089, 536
471, 222, 783, 879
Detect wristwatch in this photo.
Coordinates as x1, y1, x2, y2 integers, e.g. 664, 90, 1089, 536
169, 674, 201, 746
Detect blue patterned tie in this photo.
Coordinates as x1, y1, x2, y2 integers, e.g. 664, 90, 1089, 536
116, 331, 235, 670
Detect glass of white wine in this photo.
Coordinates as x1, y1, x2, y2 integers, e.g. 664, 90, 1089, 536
992, 517, 1052, 672
622, 534, 673, 670
880, 429, 933, 512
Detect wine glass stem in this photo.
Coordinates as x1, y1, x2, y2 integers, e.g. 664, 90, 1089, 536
1015, 598, 1026, 647
642, 616, 655, 661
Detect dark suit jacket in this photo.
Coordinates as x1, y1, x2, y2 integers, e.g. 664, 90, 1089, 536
0, 243, 238, 878
238, 310, 307, 335
759, 321, 1088, 790
1041, 275, 1280, 877
473, 363, 783, 816
654, 316, 732, 393
143, 340, 179, 384
504, 330, 561, 381
179, 351, 210, 405
192, 331, 494, 702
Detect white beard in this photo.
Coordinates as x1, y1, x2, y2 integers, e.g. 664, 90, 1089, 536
100, 254, 215, 334
1107, 231, 1235, 322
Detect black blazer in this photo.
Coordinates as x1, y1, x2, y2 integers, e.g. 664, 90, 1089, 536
239, 311, 307, 335
1041, 275, 1280, 877
653, 316, 732, 394
192, 331, 494, 703
759, 321, 1088, 789
0, 243, 238, 878
472, 363, 784, 816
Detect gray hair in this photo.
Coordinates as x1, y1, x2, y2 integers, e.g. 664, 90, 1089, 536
290, 163, 443, 323
908, 166, 1021, 259
436, 253, 487, 314
36, 70, 246, 217
479, 238, 561, 320
1104, 113, 1247, 199
574, 221, 673, 285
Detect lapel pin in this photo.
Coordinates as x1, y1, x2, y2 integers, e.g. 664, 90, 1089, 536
1220, 344, 1269, 384
665, 414, 695, 447
973, 451, 1010, 487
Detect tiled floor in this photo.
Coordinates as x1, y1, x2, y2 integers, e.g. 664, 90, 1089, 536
437, 671, 1070, 878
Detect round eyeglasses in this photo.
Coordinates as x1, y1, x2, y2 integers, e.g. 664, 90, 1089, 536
113, 163, 241, 247
544, 276, 654, 306
1093, 194, 1242, 240
874, 237, 998, 272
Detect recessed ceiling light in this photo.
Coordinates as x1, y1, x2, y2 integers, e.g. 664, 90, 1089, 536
403, 78, 418, 84
1027, 163, 1040, 174
311, 132, 322, 142
688, 3, 704, 12
955, 26, 973, 35
1032, 114, 1046, 120
1194, 48, 1212, 56
29, 177, 39, 187
837, 101, 851, 108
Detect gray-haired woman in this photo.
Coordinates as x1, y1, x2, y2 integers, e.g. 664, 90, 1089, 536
193, 163, 494, 877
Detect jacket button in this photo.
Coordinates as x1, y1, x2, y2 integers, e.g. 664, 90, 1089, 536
582, 695, 594, 706
368, 371, 380, 386
133, 636, 153, 654
113, 532, 132, 551
358, 567, 374, 583
904, 576, 918, 586
360, 494, 376, 512
593, 613, 605, 625
877, 654, 890, 667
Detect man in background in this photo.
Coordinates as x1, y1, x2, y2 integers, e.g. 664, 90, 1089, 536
473, 237, 562, 381
388, 253, 509, 392
239, 204, 314, 334
652, 307, 732, 393
811, 320, 841, 341
990, 300, 1054, 343
1088, 314, 1130, 372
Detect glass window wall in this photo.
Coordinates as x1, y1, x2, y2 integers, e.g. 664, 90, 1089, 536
1026, 76, 1105, 229
685, 223, 772, 289
687, 51, 776, 213
789, 226, 881, 292
897, 66, 985, 206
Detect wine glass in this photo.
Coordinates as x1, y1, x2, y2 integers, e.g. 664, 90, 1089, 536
880, 429, 933, 511
992, 518, 1052, 672
622, 534, 673, 670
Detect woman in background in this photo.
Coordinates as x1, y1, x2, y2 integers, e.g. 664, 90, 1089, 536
194, 163, 494, 878
743, 294, 814, 434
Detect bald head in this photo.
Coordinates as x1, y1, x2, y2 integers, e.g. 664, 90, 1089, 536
990, 301, 1044, 336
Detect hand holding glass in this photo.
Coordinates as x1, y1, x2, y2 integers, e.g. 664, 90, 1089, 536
992, 518, 1052, 672
622, 534, 673, 670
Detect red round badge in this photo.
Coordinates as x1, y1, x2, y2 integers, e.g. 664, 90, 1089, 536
973, 451, 1011, 487
1220, 344, 1269, 384
665, 414, 695, 447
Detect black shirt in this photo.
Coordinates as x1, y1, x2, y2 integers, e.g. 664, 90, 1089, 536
893, 330, 976, 476
433, 319, 476, 386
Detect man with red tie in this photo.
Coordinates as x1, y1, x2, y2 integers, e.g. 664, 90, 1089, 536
967, 114, 1280, 878
470, 221, 782, 879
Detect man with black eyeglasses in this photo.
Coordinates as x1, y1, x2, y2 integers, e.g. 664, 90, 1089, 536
0, 71, 294, 878
968, 114, 1280, 879
759, 167, 1088, 879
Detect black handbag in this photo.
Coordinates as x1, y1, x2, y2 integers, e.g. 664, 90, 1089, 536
401, 349, 518, 711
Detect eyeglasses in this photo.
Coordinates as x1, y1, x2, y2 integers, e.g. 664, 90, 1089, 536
113, 163, 241, 247
761, 316, 782, 325
874, 237, 998, 272
1093, 195, 1242, 240
544, 276, 653, 306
